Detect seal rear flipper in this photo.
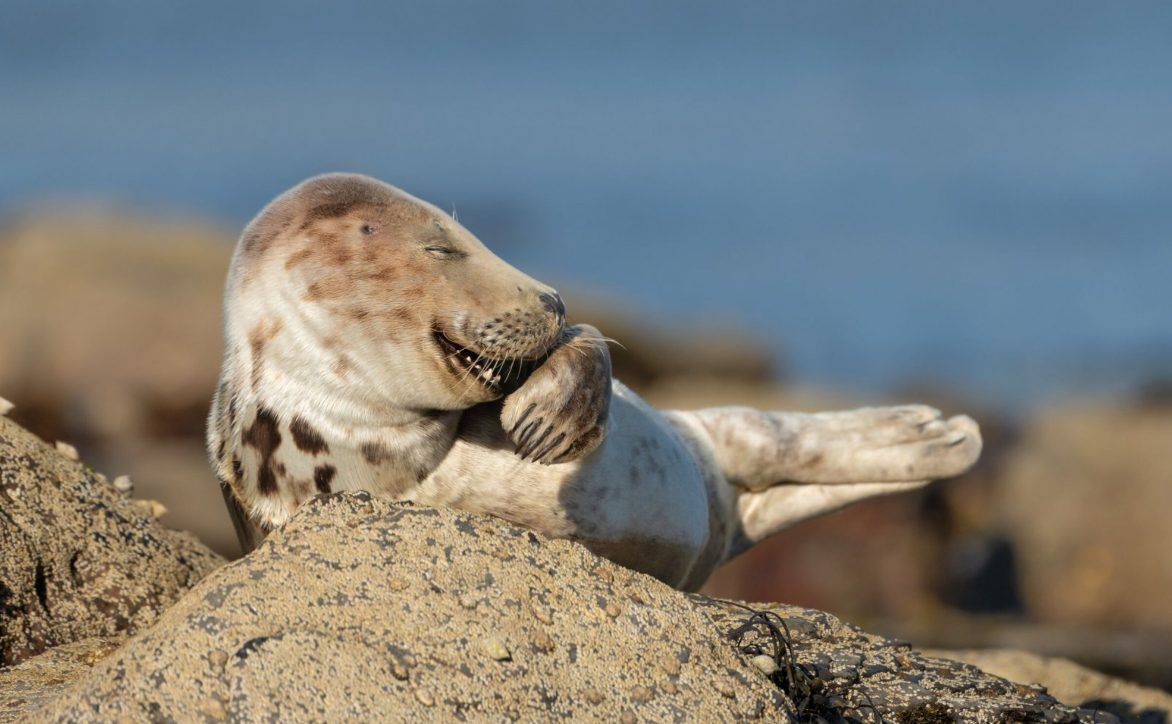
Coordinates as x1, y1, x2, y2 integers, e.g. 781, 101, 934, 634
220, 479, 268, 555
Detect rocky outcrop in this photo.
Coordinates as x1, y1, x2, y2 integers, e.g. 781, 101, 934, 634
1, 488, 1108, 722
929, 649, 1172, 723
0, 415, 1152, 722
1002, 404, 1172, 633
0, 416, 223, 666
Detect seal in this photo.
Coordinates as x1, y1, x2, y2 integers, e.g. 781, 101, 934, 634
207, 173, 982, 590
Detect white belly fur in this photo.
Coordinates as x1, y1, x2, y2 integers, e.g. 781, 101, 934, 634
408, 382, 713, 587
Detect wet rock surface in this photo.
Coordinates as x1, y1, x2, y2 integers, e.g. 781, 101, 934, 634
0, 416, 223, 667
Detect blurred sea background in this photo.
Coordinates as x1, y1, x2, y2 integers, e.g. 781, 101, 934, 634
4, 0, 1171, 407
2, 0, 1171, 694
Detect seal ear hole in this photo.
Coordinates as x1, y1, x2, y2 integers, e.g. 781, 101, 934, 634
360, 223, 378, 236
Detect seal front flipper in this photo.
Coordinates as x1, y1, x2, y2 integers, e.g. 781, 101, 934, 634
501, 324, 612, 464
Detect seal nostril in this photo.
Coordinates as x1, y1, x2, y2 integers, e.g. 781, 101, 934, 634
539, 292, 566, 319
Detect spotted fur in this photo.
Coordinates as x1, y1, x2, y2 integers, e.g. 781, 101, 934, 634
207, 173, 982, 589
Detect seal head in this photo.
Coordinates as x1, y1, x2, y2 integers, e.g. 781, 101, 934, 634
232, 172, 565, 410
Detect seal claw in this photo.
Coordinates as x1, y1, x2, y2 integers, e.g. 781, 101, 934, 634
501, 324, 612, 464
530, 432, 567, 464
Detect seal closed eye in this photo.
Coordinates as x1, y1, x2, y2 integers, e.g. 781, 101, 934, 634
208, 172, 982, 590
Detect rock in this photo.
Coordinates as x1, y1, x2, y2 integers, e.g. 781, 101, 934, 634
0, 416, 224, 666
52, 441, 78, 461
928, 649, 1172, 722
0, 211, 231, 445
9, 493, 791, 721
750, 654, 778, 675
701, 599, 1117, 722
481, 636, 512, 662
0, 636, 123, 722
0, 209, 241, 559
3, 488, 1108, 722
1002, 403, 1172, 632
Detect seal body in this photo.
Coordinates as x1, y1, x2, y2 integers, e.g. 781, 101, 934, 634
208, 173, 982, 590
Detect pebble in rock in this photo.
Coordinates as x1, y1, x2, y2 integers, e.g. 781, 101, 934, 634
55, 441, 79, 461
751, 655, 779, 676
482, 637, 512, 661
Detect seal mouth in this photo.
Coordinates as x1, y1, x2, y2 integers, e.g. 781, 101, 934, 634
433, 328, 538, 394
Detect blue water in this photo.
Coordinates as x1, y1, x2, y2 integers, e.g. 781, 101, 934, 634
2, 1, 1170, 408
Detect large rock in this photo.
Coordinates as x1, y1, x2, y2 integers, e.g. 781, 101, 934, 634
0, 211, 232, 445
0, 415, 224, 666
3, 489, 1109, 722
928, 649, 1172, 723
0, 210, 241, 557
1002, 403, 1172, 632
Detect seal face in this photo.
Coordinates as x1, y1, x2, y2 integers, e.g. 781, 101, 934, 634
240, 173, 563, 409
209, 173, 983, 590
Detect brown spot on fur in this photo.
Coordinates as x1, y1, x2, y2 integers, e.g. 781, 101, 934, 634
227, 394, 238, 430
314, 465, 336, 494
290, 478, 312, 504
381, 307, 414, 323
243, 407, 282, 496
290, 416, 329, 455
328, 244, 352, 266
231, 456, 244, 483
331, 355, 355, 379
363, 266, 395, 282
360, 442, 392, 465
248, 319, 283, 391
306, 201, 360, 221
799, 452, 825, 469
242, 217, 290, 258
303, 276, 350, 302
284, 247, 315, 270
